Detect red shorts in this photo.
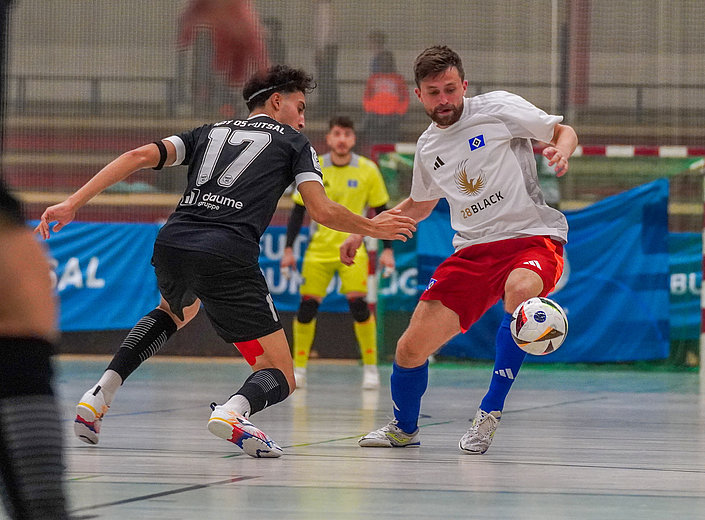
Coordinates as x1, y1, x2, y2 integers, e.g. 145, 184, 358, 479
420, 236, 564, 332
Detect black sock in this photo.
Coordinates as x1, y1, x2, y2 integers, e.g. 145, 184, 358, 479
107, 309, 177, 381
0, 337, 69, 520
234, 368, 290, 415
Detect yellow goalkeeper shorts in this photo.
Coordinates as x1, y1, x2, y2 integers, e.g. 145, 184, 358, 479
299, 250, 369, 297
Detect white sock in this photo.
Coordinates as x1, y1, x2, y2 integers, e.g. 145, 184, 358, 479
95, 369, 123, 405
222, 394, 252, 416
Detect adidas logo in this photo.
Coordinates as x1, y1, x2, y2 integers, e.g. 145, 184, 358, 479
433, 156, 445, 170
180, 188, 200, 206
494, 368, 514, 380
523, 260, 542, 270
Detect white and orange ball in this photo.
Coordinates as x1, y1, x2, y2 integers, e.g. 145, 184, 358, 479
511, 297, 568, 355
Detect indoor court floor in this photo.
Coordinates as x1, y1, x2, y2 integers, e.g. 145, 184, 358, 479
20, 356, 705, 520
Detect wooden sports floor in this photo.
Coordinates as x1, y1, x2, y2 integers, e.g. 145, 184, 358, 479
17, 357, 705, 520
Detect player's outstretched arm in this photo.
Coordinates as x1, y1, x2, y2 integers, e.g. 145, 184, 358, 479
340, 197, 438, 266
297, 181, 416, 241
542, 123, 578, 177
35, 142, 173, 239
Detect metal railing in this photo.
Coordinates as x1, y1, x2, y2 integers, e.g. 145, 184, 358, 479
7, 74, 705, 123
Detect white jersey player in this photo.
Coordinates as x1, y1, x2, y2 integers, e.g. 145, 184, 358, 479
412, 90, 568, 250
341, 45, 578, 454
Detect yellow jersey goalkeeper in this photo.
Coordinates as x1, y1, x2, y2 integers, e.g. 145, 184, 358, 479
280, 115, 394, 389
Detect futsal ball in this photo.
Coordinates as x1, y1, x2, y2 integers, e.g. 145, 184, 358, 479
510, 297, 568, 355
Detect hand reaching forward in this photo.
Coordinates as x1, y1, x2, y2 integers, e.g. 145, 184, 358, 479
368, 209, 416, 241
34, 200, 77, 240
542, 146, 570, 177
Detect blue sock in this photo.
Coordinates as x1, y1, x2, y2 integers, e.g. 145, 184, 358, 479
480, 312, 527, 413
390, 360, 429, 433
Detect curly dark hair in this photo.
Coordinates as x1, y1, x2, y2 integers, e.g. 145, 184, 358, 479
243, 65, 316, 111
413, 45, 464, 87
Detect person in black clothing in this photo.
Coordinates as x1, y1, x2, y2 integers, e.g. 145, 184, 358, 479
1, 179, 69, 519
36, 65, 416, 458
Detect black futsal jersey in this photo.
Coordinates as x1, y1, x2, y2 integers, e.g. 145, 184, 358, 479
155, 114, 323, 262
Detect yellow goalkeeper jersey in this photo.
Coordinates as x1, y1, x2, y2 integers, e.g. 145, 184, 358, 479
292, 152, 390, 261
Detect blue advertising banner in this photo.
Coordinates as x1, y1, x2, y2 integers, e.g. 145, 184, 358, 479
417, 179, 671, 362
40, 222, 351, 332
39, 179, 676, 364
669, 232, 701, 341
37, 221, 161, 331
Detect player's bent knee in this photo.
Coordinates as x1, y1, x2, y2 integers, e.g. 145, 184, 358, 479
395, 335, 427, 368
505, 287, 542, 313
158, 300, 198, 328
347, 297, 370, 322
296, 298, 319, 323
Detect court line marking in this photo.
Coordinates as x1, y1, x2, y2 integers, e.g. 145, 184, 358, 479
222, 397, 607, 458
501, 395, 608, 415
69, 476, 258, 514
62, 406, 198, 422
480, 459, 705, 475
221, 420, 457, 457
64, 396, 605, 461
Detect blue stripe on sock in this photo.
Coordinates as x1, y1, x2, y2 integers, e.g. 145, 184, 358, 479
480, 312, 527, 412
391, 360, 429, 433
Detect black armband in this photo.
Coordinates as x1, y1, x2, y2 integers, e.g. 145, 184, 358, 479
152, 141, 168, 170
372, 205, 393, 249
285, 204, 306, 248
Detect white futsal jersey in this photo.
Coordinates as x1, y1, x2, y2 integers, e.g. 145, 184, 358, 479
411, 91, 569, 252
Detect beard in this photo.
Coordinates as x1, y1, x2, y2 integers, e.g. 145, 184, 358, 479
427, 102, 463, 127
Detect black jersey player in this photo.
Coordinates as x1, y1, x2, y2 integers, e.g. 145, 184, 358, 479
36, 65, 416, 458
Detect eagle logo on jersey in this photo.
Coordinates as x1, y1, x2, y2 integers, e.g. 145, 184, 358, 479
454, 160, 485, 196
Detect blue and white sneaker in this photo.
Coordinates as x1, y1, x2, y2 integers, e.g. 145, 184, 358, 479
358, 420, 420, 447
207, 404, 283, 458
459, 409, 501, 454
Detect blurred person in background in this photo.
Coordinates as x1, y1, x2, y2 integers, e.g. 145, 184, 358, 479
178, 0, 269, 117
360, 30, 409, 154
313, 0, 340, 113
281, 116, 395, 390
0, 179, 69, 519
264, 16, 286, 65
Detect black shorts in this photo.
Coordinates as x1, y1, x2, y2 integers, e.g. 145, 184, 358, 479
151, 243, 281, 343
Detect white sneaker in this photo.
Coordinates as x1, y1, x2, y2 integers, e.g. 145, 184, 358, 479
208, 404, 283, 458
359, 420, 420, 447
74, 385, 109, 445
362, 364, 380, 389
459, 409, 501, 454
294, 367, 307, 388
